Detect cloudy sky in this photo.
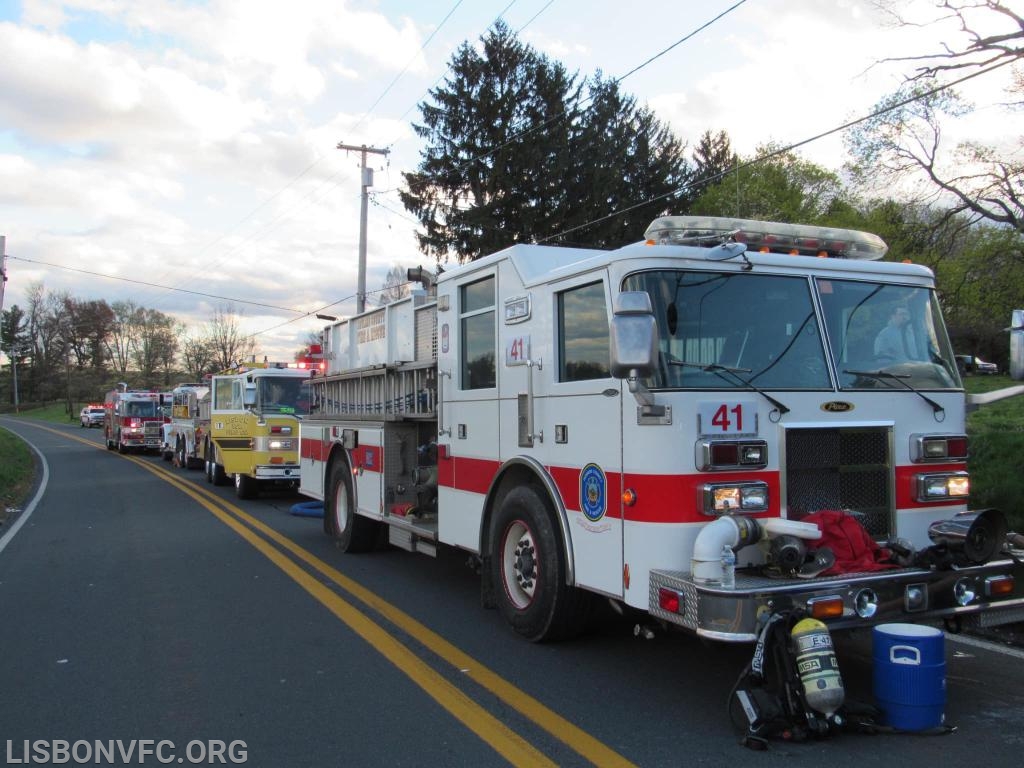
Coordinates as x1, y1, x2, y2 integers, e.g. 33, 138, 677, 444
1, 0, 1019, 361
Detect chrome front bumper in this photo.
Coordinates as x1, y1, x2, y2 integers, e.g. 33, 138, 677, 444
649, 558, 1024, 642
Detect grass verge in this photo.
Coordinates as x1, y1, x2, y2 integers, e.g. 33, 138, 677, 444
965, 375, 1024, 532
0, 426, 35, 524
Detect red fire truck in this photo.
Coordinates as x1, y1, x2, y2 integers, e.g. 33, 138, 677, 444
299, 216, 1024, 645
103, 388, 165, 454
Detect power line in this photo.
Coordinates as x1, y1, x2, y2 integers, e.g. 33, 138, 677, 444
514, 0, 555, 34
538, 58, 1018, 245
349, 0, 470, 138
251, 279, 415, 337
412, 1, 749, 189
210, 59, 1020, 343
392, 1, 524, 128
140, 0, 477, 308
8, 255, 304, 314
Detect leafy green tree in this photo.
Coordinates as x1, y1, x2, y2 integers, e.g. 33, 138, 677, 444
690, 144, 847, 222
847, 84, 1023, 233
400, 22, 689, 261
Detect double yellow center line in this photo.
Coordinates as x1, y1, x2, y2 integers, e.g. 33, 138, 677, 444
54, 427, 636, 767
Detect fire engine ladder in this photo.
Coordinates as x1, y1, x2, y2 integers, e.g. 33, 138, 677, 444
312, 361, 437, 420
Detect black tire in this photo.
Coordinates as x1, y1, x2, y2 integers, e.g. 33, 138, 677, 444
204, 447, 214, 483
106, 431, 115, 450
117, 433, 127, 454
490, 485, 592, 642
206, 441, 228, 486
175, 437, 187, 468
324, 458, 378, 552
235, 472, 258, 499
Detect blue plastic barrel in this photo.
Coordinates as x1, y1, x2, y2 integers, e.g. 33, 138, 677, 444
872, 623, 945, 731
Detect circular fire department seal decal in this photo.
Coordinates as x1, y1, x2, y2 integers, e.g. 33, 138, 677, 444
580, 463, 607, 522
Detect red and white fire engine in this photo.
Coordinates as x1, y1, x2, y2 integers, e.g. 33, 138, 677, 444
299, 216, 1024, 644
103, 388, 166, 454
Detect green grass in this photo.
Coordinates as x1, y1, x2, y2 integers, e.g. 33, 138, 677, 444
18, 403, 81, 425
1, 403, 82, 520
0, 426, 35, 522
964, 375, 1024, 532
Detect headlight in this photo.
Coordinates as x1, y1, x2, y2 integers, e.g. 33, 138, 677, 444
696, 440, 768, 471
911, 434, 968, 462
701, 481, 769, 515
915, 471, 969, 502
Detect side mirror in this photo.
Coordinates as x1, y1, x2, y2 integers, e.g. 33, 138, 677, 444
610, 292, 659, 379
243, 383, 257, 406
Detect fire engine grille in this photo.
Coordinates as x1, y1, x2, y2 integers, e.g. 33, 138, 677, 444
784, 426, 892, 538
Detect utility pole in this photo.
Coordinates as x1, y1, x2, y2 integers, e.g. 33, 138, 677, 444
12, 347, 20, 414
1, 235, 7, 317
336, 143, 389, 314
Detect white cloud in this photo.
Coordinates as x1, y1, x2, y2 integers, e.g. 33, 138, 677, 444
2, 0, 1021, 361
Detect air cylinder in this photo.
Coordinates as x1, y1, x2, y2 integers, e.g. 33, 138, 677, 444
791, 618, 845, 717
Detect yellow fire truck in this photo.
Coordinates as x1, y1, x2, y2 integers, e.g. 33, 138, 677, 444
200, 361, 313, 498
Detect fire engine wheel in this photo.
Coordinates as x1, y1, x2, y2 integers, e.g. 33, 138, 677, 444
175, 438, 187, 468
325, 459, 378, 553
117, 434, 128, 454
235, 473, 258, 499
205, 442, 229, 485
490, 485, 592, 643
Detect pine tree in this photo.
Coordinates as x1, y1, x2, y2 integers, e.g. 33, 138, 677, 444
400, 23, 690, 261
690, 130, 734, 200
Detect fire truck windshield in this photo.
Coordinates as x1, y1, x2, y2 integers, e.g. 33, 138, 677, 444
818, 278, 960, 390
623, 271, 960, 392
256, 376, 311, 416
124, 401, 157, 417
624, 270, 831, 390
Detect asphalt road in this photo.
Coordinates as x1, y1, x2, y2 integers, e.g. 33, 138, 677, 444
3, 417, 1024, 767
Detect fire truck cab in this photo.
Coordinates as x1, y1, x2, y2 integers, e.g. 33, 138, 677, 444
300, 217, 1024, 644
103, 389, 165, 454
203, 362, 313, 498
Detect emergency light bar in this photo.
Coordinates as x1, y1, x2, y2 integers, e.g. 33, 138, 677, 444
644, 216, 888, 260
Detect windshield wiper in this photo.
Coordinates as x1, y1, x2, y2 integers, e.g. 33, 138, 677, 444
843, 369, 945, 415
669, 357, 790, 415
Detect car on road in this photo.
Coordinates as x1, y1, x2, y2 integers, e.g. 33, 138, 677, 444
955, 354, 999, 375
80, 404, 106, 428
